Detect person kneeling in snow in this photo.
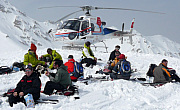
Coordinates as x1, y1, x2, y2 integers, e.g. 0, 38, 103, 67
8, 64, 41, 107
107, 53, 121, 72
81, 41, 97, 68
40, 48, 63, 69
110, 54, 132, 80
43, 59, 72, 95
153, 59, 180, 83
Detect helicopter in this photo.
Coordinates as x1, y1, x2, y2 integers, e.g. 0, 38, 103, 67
40, 6, 164, 49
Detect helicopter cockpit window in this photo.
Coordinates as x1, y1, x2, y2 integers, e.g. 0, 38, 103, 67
60, 20, 80, 31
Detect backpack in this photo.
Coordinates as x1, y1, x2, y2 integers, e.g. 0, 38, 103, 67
73, 61, 83, 78
146, 64, 157, 77
118, 60, 131, 75
12, 62, 25, 71
0, 66, 12, 75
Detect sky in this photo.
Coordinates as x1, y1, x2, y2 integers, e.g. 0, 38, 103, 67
8, 0, 180, 43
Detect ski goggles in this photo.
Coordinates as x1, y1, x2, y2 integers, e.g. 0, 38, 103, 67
25, 69, 32, 72
25, 65, 33, 70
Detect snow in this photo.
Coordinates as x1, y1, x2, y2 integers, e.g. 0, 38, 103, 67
1, 43, 180, 110
0, 0, 180, 109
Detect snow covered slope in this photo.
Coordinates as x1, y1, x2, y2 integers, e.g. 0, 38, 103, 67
0, 0, 57, 50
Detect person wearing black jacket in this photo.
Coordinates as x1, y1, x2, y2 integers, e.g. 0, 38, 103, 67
8, 64, 41, 107
108, 45, 121, 63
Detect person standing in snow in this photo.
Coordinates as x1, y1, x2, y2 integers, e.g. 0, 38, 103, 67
108, 45, 121, 63
23, 43, 45, 68
41, 48, 62, 69
81, 41, 97, 67
153, 59, 180, 83
43, 59, 72, 95
8, 64, 41, 107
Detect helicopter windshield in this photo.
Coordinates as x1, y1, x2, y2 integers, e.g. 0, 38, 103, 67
60, 20, 80, 31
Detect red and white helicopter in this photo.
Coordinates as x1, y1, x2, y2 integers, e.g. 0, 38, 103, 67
40, 6, 164, 48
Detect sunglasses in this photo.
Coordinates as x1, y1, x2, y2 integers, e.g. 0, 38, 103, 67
115, 48, 120, 50
25, 69, 31, 72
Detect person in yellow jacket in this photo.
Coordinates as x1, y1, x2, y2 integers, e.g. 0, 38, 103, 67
104, 54, 121, 72
81, 41, 97, 67
41, 48, 63, 69
24, 49, 45, 68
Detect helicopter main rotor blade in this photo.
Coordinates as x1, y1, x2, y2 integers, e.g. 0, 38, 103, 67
38, 6, 79, 9
55, 10, 82, 24
95, 7, 165, 14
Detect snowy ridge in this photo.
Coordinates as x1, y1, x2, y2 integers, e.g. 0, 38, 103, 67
131, 31, 180, 58
95, 30, 180, 58
0, 0, 56, 50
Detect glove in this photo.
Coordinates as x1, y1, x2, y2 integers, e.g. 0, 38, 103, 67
107, 60, 112, 64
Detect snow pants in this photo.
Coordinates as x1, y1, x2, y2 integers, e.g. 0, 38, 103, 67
43, 81, 65, 95
170, 70, 180, 82
81, 58, 96, 67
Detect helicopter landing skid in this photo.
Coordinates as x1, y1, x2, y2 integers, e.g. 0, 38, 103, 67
62, 46, 84, 51
91, 41, 108, 53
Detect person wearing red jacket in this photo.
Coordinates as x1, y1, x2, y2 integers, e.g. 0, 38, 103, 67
30, 43, 38, 59
64, 55, 77, 81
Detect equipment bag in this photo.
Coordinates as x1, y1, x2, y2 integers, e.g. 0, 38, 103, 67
1, 88, 15, 97
118, 60, 131, 75
146, 64, 157, 77
0, 66, 12, 75
24, 93, 35, 108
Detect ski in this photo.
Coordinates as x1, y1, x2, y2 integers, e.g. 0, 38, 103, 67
79, 76, 146, 84
78, 76, 110, 85
35, 98, 59, 104
129, 78, 146, 81
141, 82, 166, 87
40, 99, 59, 102
35, 100, 58, 104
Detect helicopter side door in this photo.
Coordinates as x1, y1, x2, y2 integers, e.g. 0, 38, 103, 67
80, 20, 89, 36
